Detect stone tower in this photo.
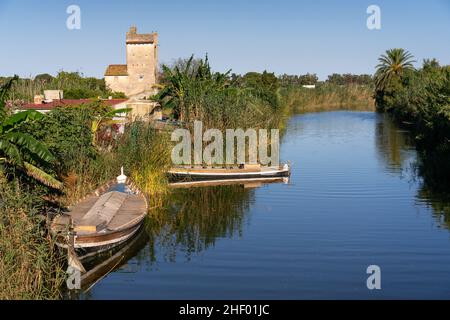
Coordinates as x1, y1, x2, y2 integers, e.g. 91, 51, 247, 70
105, 26, 158, 96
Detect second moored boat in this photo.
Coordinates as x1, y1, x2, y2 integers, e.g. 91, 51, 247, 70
168, 163, 291, 181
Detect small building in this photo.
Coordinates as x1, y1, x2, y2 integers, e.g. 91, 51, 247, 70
105, 26, 158, 97
21, 91, 162, 122
43, 90, 64, 101
126, 99, 162, 121
302, 84, 316, 89
21, 96, 128, 114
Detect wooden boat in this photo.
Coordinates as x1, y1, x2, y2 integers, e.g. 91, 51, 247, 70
168, 163, 291, 181
51, 168, 148, 259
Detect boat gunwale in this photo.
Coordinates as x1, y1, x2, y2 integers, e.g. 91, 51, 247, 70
52, 177, 148, 248
168, 164, 290, 176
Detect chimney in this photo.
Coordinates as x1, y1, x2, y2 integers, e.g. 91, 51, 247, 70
33, 94, 44, 104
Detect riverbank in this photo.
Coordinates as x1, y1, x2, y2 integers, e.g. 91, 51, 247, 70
0, 82, 172, 298
280, 84, 375, 113
374, 52, 450, 188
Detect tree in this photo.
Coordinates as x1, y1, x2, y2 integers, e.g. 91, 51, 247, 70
34, 73, 54, 84
0, 76, 62, 189
375, 48, 416, 92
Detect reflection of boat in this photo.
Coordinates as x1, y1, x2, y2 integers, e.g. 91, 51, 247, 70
51, 168, 148, 277
169, 176, 290, 188
168, 163, 291, 181
78, 228, 148, 291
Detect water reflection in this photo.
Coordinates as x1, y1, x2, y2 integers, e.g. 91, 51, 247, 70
375, 113, 415, 173
375, 113, 450, 229
145, 185, 255, 261
85, 111, 450, 299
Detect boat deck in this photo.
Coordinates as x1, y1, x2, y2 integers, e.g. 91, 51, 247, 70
53, 184, 147, 237
67, 191, 147, 234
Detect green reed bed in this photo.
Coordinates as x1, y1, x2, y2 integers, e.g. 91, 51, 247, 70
280, 83, 375, 113
0, 175, 65, 299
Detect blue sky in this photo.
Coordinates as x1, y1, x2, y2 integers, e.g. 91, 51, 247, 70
0, 0, 449, 79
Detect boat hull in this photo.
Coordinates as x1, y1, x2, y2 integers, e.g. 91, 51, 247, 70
168, 168, 290, 181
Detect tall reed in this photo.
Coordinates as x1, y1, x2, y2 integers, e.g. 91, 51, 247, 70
0, 175, 65, 299
281, 84, 375, 113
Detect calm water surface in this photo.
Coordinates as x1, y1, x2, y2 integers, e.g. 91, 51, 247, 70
84, 111, 450, 299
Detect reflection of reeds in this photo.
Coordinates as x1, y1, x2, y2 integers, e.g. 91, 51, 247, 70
281, 84, 375, 113
145, 185, 254, 261
417, 186, 450, 230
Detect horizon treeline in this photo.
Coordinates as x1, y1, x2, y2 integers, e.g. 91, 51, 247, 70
1, 67, 374, 105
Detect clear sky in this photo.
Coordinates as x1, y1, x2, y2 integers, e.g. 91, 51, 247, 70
0, 0, 449, 80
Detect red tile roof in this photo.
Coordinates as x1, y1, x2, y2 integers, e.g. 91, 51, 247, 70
105, 64, 128, 76
21, 99, 127, 110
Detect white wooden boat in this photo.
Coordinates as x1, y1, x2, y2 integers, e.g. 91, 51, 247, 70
168, 163, 291, 181
51, 168, 148, 257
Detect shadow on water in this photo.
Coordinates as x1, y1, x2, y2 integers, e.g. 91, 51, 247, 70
375, 113, 450, 230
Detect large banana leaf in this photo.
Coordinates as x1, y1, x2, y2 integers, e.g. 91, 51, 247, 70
2, 110, 44, 131
24, 162, 63, 190
4, 131, 55, 163
0, 139, 22, 165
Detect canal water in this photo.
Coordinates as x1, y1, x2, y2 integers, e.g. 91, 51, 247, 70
84, 111, 450, 299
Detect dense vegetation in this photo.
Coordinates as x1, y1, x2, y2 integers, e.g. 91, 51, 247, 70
374, 49, 450, 188
277, 72, 375, 113
0, 71, 126, 106
156, 55, 375, 129
0, 77, 65, 299
280, 83, 374, 113
0, 78, 169, 298
156, 55, 284, 129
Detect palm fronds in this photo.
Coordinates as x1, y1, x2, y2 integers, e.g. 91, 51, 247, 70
375, 48, 416, 92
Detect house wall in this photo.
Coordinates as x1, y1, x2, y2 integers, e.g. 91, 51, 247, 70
126, 101, 161, 120
105, 75, 129, 94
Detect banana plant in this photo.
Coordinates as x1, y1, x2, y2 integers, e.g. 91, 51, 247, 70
0, 76, 62, 189
155, 54, 231, 122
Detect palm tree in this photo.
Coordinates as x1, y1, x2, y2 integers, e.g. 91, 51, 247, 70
0, 76, 62, 189
375, 48, 416, 92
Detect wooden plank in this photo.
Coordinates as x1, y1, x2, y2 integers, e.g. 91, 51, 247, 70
75, 191, 127, 232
